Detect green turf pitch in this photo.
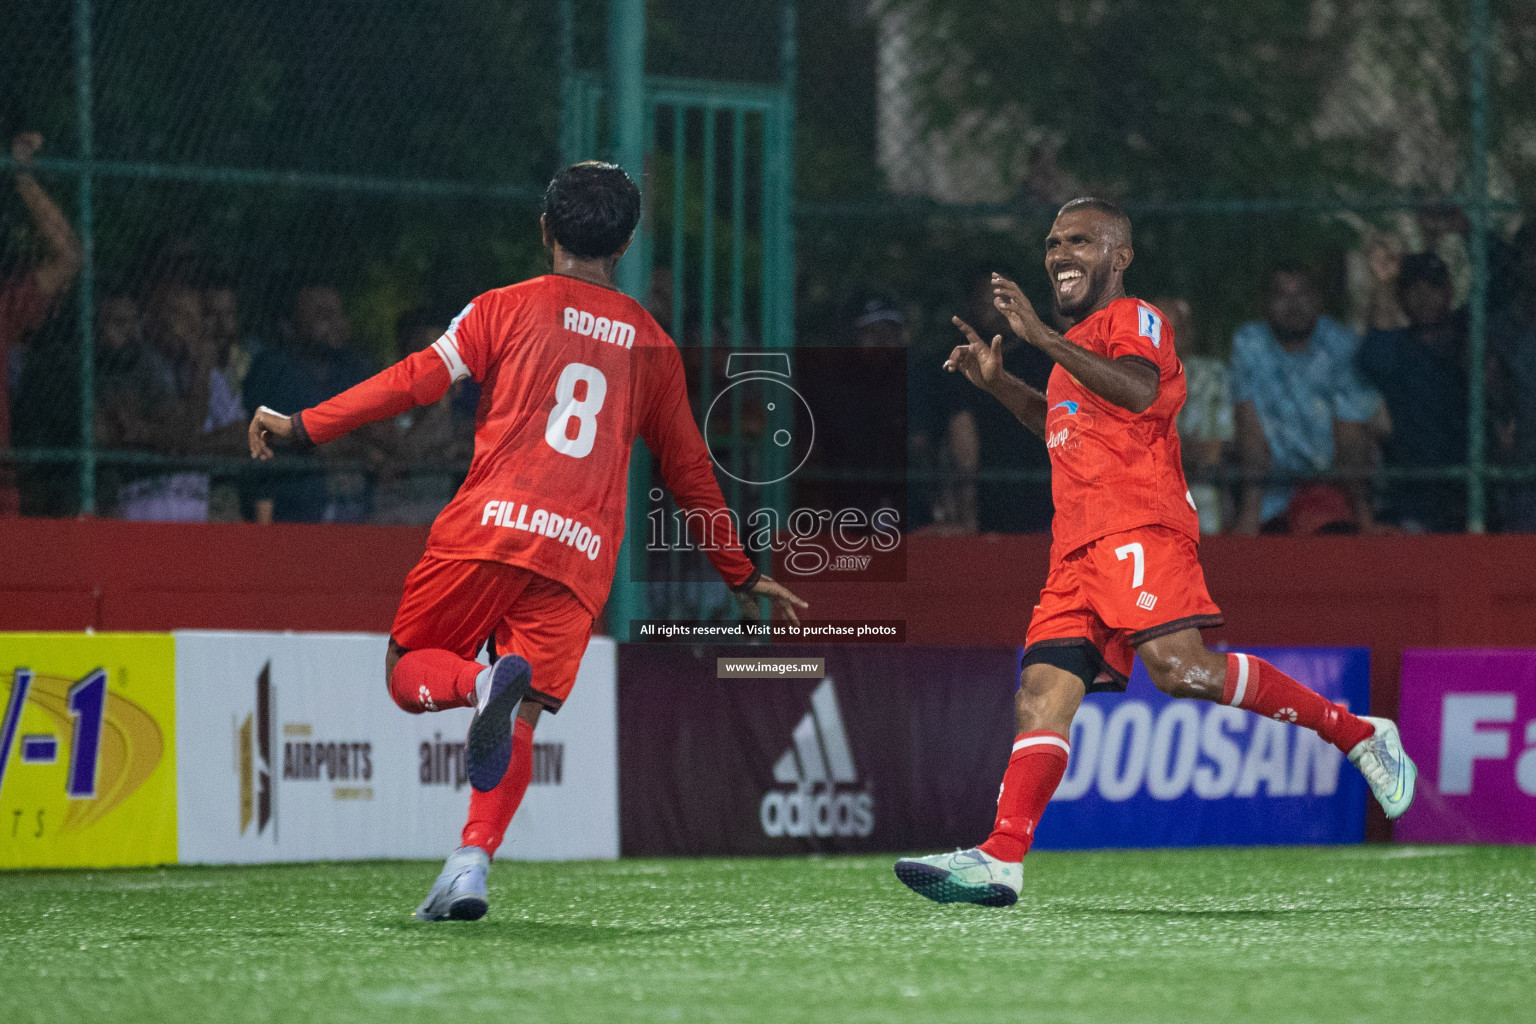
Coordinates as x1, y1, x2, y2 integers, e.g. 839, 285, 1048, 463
2, 847, 1533, 1024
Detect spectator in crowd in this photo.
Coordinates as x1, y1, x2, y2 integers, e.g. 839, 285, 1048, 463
93, 289, 143, 515
1491, 221, 1536, 532
201, 267, 257, 395
1357, 251, 1468, 533
1154, 296, 1230, 534
199, 268, 259, 521
371, 308, 474, 525
242, 283, 380, 523
1232, 266, 1379, 534
95, 275, 246, 520
938, 270, 1055, 533
1, 131, 82, 516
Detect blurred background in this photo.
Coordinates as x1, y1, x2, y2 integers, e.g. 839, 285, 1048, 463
3, 0, 1534, 557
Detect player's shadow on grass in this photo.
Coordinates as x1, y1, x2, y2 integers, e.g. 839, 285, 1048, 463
386, 919, 734, 945
1065, 907, 1379, 918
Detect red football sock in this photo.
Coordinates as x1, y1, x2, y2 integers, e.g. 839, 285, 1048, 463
389, 649, 481, 714
977, 731, 1070, 863
1223, 652, 1373, 752
462, 717, 535, 856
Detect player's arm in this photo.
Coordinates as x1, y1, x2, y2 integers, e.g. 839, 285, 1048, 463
989, 275, 1159, 414
640, 347, 808, 624
248, 346, 454, 460
945, 317, 1047, 438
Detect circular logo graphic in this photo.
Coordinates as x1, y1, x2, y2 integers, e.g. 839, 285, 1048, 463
704, 376, 815, 486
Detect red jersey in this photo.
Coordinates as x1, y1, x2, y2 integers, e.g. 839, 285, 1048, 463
1043, 297, 1199, 556
299, 275, 757, 614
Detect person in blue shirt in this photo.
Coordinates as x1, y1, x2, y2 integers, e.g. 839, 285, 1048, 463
1232, 267, 1379, 534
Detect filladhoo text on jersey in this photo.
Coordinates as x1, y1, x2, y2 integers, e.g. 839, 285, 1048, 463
481, 500, 602, 561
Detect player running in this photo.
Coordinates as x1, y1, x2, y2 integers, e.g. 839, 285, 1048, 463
249, 161, 806, 921
895, 198, 1416, 907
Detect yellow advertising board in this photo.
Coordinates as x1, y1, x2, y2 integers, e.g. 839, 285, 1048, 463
0, 634, 177, 868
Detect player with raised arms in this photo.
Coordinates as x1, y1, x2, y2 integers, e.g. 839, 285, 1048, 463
895, 198, 1417, 906
249, 161, 806, 920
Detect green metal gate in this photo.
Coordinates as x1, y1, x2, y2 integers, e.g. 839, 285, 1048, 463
563, 2, 797, 635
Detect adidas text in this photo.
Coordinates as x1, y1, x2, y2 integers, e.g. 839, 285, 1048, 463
758, 679, 875, 839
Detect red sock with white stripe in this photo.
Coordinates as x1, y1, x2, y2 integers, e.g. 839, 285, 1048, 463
388, 649, 480, 714
977, 731, 1071, 863
1223, 652, 1373, 752
461, 717, 535, 856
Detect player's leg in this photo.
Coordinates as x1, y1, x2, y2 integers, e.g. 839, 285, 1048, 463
387, 554, 534, 796
417, 572, 594, 921
896, 553, 1108, 907
386, 554, 522, 715
1137, 628, 1416, 817
459, 573, 592, 857
414, 693, 546, 923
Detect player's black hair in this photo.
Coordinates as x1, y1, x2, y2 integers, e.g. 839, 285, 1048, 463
1056, 197, 1132, 246
543, 161, 641, 260
1396, 252, 1451, 296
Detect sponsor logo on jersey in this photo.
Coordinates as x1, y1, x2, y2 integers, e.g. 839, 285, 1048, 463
1138, 305, 1163, 348
563, 307, 636, 349
481, 500, 602, 561
759, 679, 875, 838
1045, 401, 1094, 453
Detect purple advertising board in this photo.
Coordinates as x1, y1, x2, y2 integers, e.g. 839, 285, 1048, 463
618, 645, 1019, 856
1396, 649, 1536, 844
618, 644, 1369, 855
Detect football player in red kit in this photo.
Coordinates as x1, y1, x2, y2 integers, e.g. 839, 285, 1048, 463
894, 198, 1417, 907
249, 162, 805, 920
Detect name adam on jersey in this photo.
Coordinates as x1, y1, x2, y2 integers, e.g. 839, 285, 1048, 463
563, 307, 636, 349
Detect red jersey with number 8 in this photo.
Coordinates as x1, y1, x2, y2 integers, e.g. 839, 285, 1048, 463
1044, 297, 1200, 556
301, 274, 755, 615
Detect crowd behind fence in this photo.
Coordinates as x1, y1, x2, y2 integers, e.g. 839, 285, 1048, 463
1, 0, 1533, 536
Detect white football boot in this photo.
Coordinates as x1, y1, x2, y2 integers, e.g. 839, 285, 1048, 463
1347, 716, 1418, 820
894, 848, 1022, 907
413, 845, 491, 921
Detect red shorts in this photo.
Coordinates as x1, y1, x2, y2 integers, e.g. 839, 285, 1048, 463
391, 554, 594, 712
1024, 524, 1223, 692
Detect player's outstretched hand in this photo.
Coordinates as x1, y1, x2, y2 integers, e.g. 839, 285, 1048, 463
248, 406, 295, 461
990, 273, 1043, 339
945, 317, 1004, 394
736, 575, 809, 627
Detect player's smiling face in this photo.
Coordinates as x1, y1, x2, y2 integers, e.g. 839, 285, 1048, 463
1045, 209, 1128, 319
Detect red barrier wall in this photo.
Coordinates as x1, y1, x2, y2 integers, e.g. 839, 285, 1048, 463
0, 518, 428, 635
5, 520, 1532, 725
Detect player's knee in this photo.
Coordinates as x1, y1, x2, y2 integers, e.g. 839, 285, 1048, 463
1140, 644, 1222, 701
1143, 654, 1196, 698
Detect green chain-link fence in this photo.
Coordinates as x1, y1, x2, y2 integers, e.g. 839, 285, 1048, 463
2, 0, 1533, 550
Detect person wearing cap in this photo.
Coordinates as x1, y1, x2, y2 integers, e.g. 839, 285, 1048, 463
1357, 250, 1468, 532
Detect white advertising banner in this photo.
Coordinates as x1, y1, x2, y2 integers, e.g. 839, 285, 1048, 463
174, 631, 617, 863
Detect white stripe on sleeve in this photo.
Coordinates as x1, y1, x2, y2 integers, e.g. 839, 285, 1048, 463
431, 334, 471, 383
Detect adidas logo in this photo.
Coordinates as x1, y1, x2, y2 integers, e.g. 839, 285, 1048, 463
759, 679, 875, 839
